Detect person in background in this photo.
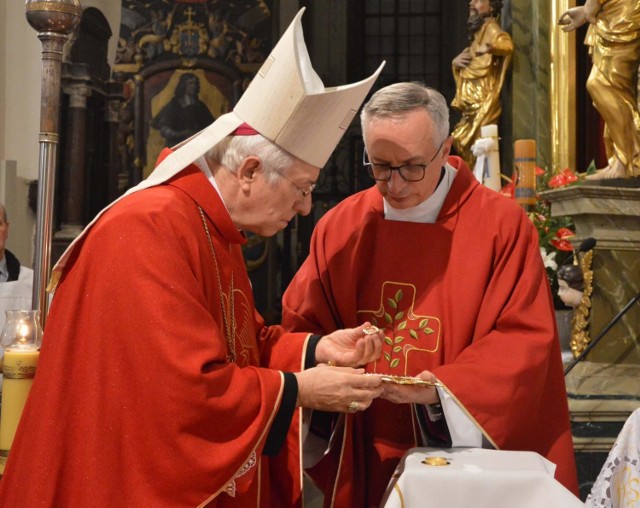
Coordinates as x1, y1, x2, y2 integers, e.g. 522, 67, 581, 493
0, 203, 32, 283
282, 82, 579, 506
451, 0, 513, 165
0, 203, 34, 335
0, 10, 385, 507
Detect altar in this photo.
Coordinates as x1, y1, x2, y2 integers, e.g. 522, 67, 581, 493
380, 448, 582, 508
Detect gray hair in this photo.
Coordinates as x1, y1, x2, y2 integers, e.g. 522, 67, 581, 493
360, 82, 450, 145
206, 134, 294, 184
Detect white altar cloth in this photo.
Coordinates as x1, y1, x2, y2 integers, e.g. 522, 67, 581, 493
380, 447, 583, 508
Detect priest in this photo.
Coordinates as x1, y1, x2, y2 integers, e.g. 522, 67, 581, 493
282, 82, 580, 506
0, 10, 385, 508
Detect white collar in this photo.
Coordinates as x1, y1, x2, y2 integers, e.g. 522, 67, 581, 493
383, 163, 457, 223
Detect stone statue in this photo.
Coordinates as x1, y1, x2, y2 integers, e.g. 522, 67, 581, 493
559, 0, 640, 179
451, 0, 513, 166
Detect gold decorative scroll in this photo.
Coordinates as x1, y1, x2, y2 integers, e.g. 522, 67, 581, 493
570, 250, 594, 358
550, 0, 577, 172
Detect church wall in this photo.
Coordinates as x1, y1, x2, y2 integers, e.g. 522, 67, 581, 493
0, 1, 41, 267
0, 1, 120, 268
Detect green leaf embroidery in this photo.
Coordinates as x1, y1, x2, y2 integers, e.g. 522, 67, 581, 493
393, 346, 402, 353
390, 358, 400, 368
398, 320, 407, 330
409, 329, 418, 339
387, 298, 398, 309
419, 319, 429, 328
384, 336, 393, 346
384, 312, 392, 323
395, 290, 403, 302
423, 327, 435, 335
394, 336, 404, 344
384, 352, 391, 361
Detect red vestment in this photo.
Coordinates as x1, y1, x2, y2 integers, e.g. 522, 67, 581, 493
282, 157, 579, 506
0, 152, 308, 507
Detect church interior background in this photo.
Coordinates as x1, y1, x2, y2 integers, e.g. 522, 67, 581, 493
1, 0, 639, 501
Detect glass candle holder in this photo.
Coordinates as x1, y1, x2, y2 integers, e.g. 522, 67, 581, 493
0, 310, 42, 473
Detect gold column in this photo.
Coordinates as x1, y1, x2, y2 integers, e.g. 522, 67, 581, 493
550, 0, 577, 172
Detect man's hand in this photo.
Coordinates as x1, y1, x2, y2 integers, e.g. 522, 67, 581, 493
453, 48, 472, 69
295, 367, 383, 413
380, 370, 440, 405
315, 322, 383, 368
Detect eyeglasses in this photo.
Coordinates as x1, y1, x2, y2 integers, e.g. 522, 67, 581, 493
273, 168, 317, 198
363, 141, 444, 182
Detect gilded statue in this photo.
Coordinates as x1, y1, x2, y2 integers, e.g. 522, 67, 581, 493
559, 0, 640, 179
451, 0, 513, 165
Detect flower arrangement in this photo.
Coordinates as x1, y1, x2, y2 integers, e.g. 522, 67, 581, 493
502, 166, 579, 307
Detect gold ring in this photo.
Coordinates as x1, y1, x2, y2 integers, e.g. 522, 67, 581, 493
327, 360, 335, 367
348, 401, 359, 413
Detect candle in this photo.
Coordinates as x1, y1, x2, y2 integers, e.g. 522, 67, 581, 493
0, 310, 42, 474
514, 139, 537, 211
0, 350, 39, 446
480, 124, 501, 192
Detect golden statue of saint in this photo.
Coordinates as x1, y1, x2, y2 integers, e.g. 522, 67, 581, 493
560, 0, 640, 179
451, 0, 513, 165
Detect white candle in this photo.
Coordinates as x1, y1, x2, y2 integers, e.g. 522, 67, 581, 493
0, 348, 39, 473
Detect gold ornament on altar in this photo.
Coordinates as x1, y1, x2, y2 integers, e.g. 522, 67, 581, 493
422, 456, 451, 466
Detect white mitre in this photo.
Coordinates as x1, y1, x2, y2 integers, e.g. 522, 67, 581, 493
49, 8, 384, 289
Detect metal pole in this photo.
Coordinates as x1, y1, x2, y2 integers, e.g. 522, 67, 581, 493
25, 1, 82, 325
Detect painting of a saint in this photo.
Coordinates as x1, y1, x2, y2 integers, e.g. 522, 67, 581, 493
146, 70, 228, 177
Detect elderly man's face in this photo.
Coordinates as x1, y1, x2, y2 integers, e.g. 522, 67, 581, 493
238, 157, 319, 237
364, 108, 452, 210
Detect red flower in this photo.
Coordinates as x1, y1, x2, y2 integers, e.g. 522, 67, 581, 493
550, 227, 575, 251
548, 167, 578, 188
535, 166, 546, 176
562, 167, 578, 184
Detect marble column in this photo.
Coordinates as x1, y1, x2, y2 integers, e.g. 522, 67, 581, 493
58, 68, 92, 241
105, 81, 125, 202
503, 1, 552, 172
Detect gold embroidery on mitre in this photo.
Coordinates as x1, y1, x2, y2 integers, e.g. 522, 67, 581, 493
357, 281, 441, 374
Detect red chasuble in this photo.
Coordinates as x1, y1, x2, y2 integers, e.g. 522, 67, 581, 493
282, 157, 579, 506
0, 151, 308, 507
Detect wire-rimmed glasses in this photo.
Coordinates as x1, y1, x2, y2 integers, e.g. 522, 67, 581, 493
273, 168, 316, 197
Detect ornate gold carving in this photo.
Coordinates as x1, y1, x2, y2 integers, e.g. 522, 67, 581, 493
570, 250, 594, 357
